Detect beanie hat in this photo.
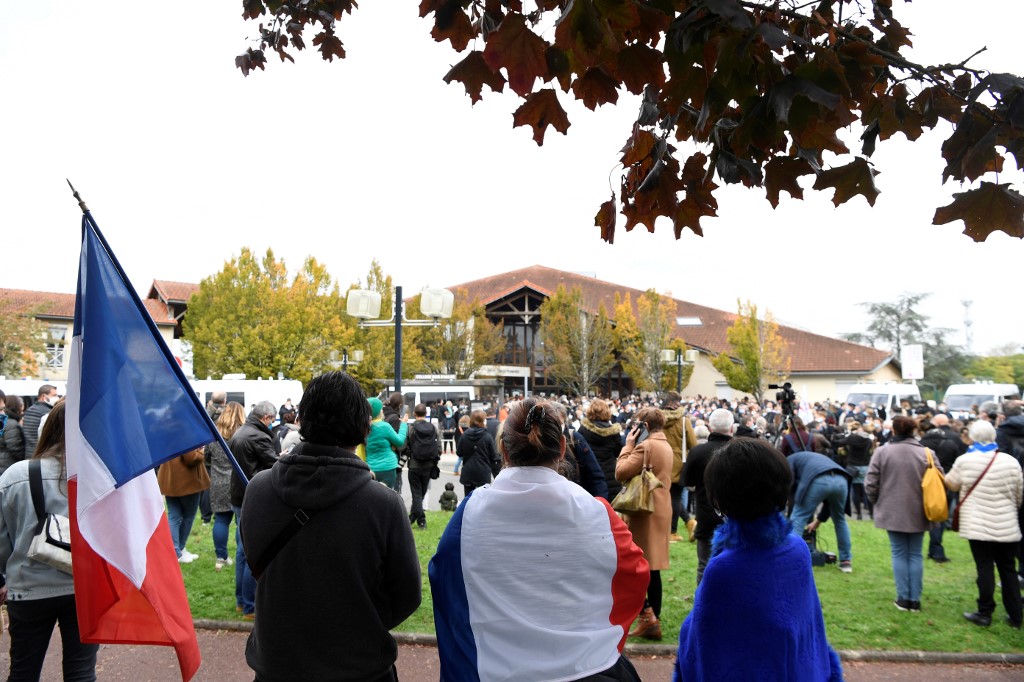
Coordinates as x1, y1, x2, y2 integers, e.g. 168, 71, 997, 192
368, 397, 383, 418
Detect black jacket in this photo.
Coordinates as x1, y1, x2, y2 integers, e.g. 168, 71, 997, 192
920, 425, 967, 471
996, 415, 1024, 462
229, 415, 278, 507
835, 432, 873, 467
241, 443, 421, 682
457, 427, 500, 487
682, 433, 732, 540
579, 419, 624, 500
0, 420, 26, 474
21, 401, 51, 458
568, 430, 610, 500
407, 419, 441, 472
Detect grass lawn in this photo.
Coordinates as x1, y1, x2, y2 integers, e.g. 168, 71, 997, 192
180, 512, 1024, 653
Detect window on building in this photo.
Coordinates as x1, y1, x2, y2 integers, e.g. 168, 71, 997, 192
46, 325, 67, 370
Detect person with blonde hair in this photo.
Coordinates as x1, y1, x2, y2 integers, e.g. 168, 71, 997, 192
205, 401, 246, 571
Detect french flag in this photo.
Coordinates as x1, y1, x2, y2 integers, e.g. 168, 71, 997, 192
66, 213, 225, 681
428, 467, 649, 682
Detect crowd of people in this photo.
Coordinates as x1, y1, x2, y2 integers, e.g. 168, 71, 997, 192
0, 379, 1022, 680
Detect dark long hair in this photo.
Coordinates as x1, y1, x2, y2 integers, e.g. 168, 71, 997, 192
500, 398, 563, 467
33, 399, 68, 495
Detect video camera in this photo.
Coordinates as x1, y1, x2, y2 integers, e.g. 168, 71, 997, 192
768, 382, 797, 416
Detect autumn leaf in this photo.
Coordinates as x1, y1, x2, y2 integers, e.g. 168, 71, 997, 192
768, 75, 840, 123
764, 157, 813, 208
235, 48, 267, 77
620, 129, 658, 167
942, 110, 1003, 183
312, 29, 345, 62
572, 66, 619, 110
429, 1, 476, 52
512, 89, 571, 145
615, 45, 665, 95
933, 182, 1024, 242
595, 195, 617, 243
444, 51, 506, 104
554, 0, 616, 70
483, 14, 549, 97
812, 158, 879, 206
675, 152, 718, 237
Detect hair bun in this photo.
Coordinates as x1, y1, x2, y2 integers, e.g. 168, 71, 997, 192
524, 403, 545, 431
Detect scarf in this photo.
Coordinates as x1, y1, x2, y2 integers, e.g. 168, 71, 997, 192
966, 442, 997, 455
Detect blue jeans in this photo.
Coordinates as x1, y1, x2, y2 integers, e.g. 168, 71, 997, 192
927, 490, 957, 559
233, 504, 256, 615
212, 510, 234, 561
165, 493, 201, 557
789, 472, 852, 563
888, 531, 925, 602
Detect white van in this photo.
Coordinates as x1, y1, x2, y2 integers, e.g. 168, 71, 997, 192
189, 377, 303, 416
843, 382, 922, 414
943, 382, 1021, 419
0, 378, 68, 408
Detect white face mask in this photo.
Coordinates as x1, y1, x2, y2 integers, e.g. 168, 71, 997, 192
47, 395, 60, 406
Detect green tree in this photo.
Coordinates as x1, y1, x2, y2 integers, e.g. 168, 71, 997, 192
921, 329, 972, 393
539, 285, 615, 396
0, 301, 47, 378
842, 293, 930, 359
713, 300, 790, 403
409, 288, 505, 379
238, 2, 1024, 243
183, 248, 347, 385
615, 289, 676, 392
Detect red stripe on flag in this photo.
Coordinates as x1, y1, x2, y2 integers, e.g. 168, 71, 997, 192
70, 480, 201, 681
599, 499, 650, 652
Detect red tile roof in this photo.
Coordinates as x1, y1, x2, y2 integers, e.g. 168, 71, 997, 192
446, 265, 893, 374
0, 288, 176, 326
148, 280, 199, 304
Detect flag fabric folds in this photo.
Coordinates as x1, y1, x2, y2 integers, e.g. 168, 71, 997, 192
428, 466, 649, 682
66, 214, 216, 681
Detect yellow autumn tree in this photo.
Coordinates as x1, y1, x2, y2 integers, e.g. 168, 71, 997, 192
713, 300, 790, 404
539, 285, 615, 396
409, 288, 505, 379
615, 289, 677, 392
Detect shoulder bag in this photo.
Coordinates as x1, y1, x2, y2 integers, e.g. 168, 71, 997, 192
951, 452, 998, 532
27, 459, 73, 575
921, 448, 948, 523
611, 444, 663, 515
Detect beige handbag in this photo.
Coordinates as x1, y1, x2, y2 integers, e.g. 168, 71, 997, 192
611, 446, 663, 515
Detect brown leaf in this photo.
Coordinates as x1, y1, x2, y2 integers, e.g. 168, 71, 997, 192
933, 182, 1024, 242
615, 45, 665, 95
619, 129, 658, 167
572, 67, 620, 110
430, 1, 476, 52
554, 0, 617, 70
512, 89, 571, 145
764, 157, 813, 208
942, 109, 1003, 183
483, 14, 549, 97
595, 195, 617, 243
675, 152, 718, 237
235, 48, 267, 77
312, 29, 346, 62
812, 158, 880, 207
443, 51, 506, 104
625, 2, 670, 45
863, 84, 923, 142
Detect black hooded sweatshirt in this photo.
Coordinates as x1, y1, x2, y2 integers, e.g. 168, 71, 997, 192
241, 442, 421, 682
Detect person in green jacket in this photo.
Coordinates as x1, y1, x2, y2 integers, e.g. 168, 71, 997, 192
365, 397, 407, 490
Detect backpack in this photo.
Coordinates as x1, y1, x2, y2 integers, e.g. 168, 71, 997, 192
409, 423, 438, 461
921, 448, 949, 523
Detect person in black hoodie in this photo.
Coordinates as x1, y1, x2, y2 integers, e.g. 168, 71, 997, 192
407, 403, 441, 529
241, 371, 421, 682
578, 399, 623, 500
457, 409, 501, 497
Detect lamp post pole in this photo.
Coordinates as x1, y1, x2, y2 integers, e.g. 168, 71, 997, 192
394, 285, 403, 395
676, 350, 683, 393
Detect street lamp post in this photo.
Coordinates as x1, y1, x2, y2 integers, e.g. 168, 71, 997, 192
346, 285, 455, 394
660, 348, 701, 393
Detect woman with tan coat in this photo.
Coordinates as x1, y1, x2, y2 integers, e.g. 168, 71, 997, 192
157, 446, 210, 563
616, 406, 673, 640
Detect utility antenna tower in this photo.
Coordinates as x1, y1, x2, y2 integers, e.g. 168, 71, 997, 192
961, 300, 973, 353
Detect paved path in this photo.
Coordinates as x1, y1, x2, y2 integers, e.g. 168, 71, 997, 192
9, 627, 1024, 681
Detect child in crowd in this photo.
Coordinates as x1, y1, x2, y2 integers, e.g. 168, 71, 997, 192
439, 482, 459, 511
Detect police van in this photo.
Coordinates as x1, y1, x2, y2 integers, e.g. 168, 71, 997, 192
189, 376, 303, 416
0, 378, 68, 408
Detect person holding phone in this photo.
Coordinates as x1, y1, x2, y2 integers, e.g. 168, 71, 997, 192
616, 407, 673, 640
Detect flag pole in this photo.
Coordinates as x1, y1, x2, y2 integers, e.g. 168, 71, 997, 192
65, 180, 249, 486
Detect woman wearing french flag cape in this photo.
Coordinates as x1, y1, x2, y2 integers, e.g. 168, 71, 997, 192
429, 398, 650, 682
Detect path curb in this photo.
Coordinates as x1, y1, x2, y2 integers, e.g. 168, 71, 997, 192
193, 621, 1024, 664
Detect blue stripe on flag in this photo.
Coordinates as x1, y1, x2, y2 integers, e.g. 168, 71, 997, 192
75, 215, 215, 486
428, 495, 479, 682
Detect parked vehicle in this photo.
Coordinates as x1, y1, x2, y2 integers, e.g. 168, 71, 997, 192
843, 382, 922, 415
189, 376, 303, 416
942, 382, 1021, 419
0, 378, 68, 408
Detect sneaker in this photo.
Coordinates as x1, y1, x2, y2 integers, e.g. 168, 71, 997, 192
893, 599, 912, 611
669, 533, 684, 543
908, 601, 921, 612
686, 518, 698, 543
929, 556, 951, 564
178, 553, 195, 564
963, 611, 992, 627
215, 558, 226, 572
1005, 616, 1022, 629
181, 550, 200, 562
839, 561, 852, 573
242, 612, 255, 621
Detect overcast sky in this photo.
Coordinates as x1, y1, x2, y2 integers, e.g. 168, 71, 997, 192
1, 1, 1021, 357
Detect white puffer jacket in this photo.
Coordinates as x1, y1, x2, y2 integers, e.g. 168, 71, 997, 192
945, 450, 1023, 543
